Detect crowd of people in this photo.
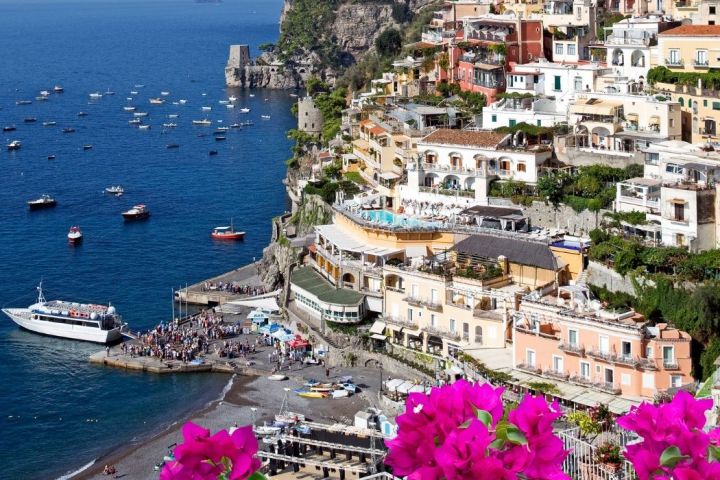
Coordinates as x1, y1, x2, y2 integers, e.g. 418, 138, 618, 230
201, 281, 267, 296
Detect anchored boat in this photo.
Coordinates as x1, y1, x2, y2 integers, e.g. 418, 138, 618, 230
2, 282, 125, 343
122, 204, 150, 221
67, 226, 83, 245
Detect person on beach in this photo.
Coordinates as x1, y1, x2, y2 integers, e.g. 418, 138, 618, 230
106, 346, 110, 357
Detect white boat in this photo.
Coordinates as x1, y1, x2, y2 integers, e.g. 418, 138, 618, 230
249, 94, 255, 97
225, 104, 234, 109
230, 123, 241, 128
105, 89, 115, 96
331, 389, 350, 399
36, 96, 48, 101
290, 93, 298, 98
105, 185, 124, 195
201, 106, 212, 111
138, 124, 151, 130
126, 97, 133, 101
149, 98, 165, 104
7, 140, 21, 150
268, 374, 288, 381
40, 90, 50, 96
168, 114, 179, 118
218, 100, 229, 105
89, 92, 103, 98
255, 425, 281, 436
130, 90, 139, 95
228, 95, 237, 102
134, 84, 145, 88
216, 126, 229, 131
192, 119, 212, 125
160, 91, 170, 96
172, 102, 179, 105
178, 99, 187, 104
42, 121, 57, 126
128, 119, 142, 125
123, 106, 136, 112
162, 123, 177, 128
239, 108, 250, 113
261, 115, 271, 120
2, 283, 126, 344
133, 112, 148, 117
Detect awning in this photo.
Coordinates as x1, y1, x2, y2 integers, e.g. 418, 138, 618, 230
396, 381, 416, 394
474, 63, 502, 71
570, 100, 620, 116
670, 198, 687, 204
385, 378, 404, 391
626, 113, 639, 121
379, 172, 400, 180
405, 245, 428, 258
370, 321, 386, 335
649, 115, 660, 125
288, 335, 310, 348
370, 333, 387, 341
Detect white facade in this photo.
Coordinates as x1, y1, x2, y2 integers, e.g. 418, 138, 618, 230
483, 98, 568, 129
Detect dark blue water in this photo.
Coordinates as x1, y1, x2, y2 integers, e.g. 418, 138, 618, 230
0, 1, 294, 478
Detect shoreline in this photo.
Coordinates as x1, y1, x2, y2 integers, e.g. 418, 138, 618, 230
67, 374, 249, 480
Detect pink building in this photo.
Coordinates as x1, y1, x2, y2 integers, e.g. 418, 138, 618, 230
513, 286, 693, 399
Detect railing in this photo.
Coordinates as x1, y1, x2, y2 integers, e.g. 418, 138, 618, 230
418, 186, 475, 198
515, 325, 559, 340
420, 162, 487, 177
604, 35, 653, 46
385, 286, 405, 294
558, 341, 585, 355
663, 361, 680, 370
403, 295, 444, 312
638, 358, 657, 370
559, 428, 636, 480
569, 374, 593, 386
383, 316, 417, 329
423, 325, 461, 342
545, 368, 570, 380
617, 195, 660, 209
694, 59, 710, 67
665, 58, 683, 66
516, 362, 542, 374
595, 381, 622, 394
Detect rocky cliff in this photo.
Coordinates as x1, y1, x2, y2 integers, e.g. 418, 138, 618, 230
226, 0, 437, 89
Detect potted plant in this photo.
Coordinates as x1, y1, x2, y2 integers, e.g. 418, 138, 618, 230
595, 441, 623, 471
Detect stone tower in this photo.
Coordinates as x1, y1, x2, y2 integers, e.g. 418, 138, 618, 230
225, 45, 250, 87
297, 96, 324, 135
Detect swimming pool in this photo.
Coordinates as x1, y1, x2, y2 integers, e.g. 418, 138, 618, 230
362, 210, 439, 228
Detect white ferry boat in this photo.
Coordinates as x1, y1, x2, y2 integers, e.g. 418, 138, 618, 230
2, 283, 126, 343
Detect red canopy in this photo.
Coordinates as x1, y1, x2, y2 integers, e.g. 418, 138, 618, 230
288, 335, 310, 348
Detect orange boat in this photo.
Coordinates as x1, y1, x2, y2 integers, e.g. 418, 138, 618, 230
211, 221, 245, 241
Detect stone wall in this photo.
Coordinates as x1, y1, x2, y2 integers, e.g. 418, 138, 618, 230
586, 261, 636, 295
488, 198, 610, 236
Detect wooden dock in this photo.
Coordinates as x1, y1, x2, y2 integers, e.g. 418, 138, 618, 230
175, 261, 264, 306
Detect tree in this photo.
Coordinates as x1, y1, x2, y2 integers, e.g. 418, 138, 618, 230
536, 171, 569, 207
375, 28, 403, 58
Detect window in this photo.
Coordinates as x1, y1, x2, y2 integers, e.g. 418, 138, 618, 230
697, 50, 708, 66
669, 49, 680, 65
533, 75, 539, 83
553, 355, 564, 373
576, 6, 582, 19
705, 99, 709, 107
705, 119, 716, 135
678, 97, 684, 107
430, 314, 436, 327
555, 43, 564, 56
568, 44, 576, 56
553, 75, 561, 91
491, 114, 497, 123
599, 335, 609, 354
670, 375, 683, 388
711, 5, 716, 14
676, 233, 686, 246
407, 308, 413, 322
517, 162, 526, 172
713, 102, 720, 111
673, 202, 685, 222
509, 119, 517, 127
500, 159, 511, 172
646, 346, 653, 358
449, 318, 456, 333
621, 341, 632, 358
642, 373, 655, 389
411, 284, 419, 298
430, 289, 438, 304
580, 362, 590, 379
536, 120, 541, 126
569, 329, 578, 346
665, 163, 682, 174
574, 76, 583, 92
621, 373, 631, 386
526, 349, 536, 367
647, 152, 659, 165
670, 118, 675, 128
663, 346, 675, 365
463, 322, 469, 341
605, 368, 614, 386
475, 326, 483, 344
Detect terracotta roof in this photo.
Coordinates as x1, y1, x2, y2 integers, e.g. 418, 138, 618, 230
421, 129, 508, 148
369, 125, 387, 136
659, 25, 720, 36
360, 119, 374, 127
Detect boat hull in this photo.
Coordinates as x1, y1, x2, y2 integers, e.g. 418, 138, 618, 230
211, 232, 245, 240
122, 212, 150, 221
68, 236, 83, 245
2, 308, 122, 344
28, 201, 56, 210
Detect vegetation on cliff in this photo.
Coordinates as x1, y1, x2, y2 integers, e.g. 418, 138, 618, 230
278, 0, 340, 67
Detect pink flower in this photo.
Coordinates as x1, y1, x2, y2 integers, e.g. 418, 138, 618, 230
160, 422, 261, 480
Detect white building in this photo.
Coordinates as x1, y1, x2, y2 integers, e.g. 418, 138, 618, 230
615, 140, 720, 251
482, 97, 568, 129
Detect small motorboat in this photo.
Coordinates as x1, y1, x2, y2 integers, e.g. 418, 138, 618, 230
261, 115, 271, 120
297, 391, 327, 399
340, 382, 357, 393
53, 85, 64, 93
225, 104, 234, 109
168, 114, 179, 118
268, 374, 287, 381
290, 93, 298, 98
7, 140, 21, 150
201, 106, 212, 111
134, 84, 145, 88
89, 92, 102, 99
230, 123, 241, 129
16, 100, 32, 105
160, 91, 170, 96
215, 136, 226, 141
149, 98, 165, 105
211, 223, 245, 240
310, 383, 334, 392
240, 120, 253, 126
42, 121, 57, 126
105, 89, 115, 96
105, 186, 124, 195
218, 100, 229, 105
130, 90, 139, 95
162, 123, 177, 128
77, 112, 88, 117
126, 97, 133, 101
3, 126, 16, 132
216, 126, 229, 132
122, 204, 150, 221
138, 125, 151, 130
192, 119, 211, 125
249, 94, 255, 97
228, 95, 237, 102
128, 119, 142, 125
27, 194, 56, 210
123, 106, 136, 112
35, 96, 48, 101
166, 143, 180, 149
62, 128, 75, 133
83, 145, 93, 150
178, 99, 187, 104
47, 155, 56, 160
67, 226, 83, 245
331, 389, 350, 399
239, 108, 250, 113
24, 117, 37, 123
208, 150, 218, 156
133, 112, 148, 117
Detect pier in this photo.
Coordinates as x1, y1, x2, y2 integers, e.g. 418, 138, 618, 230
175, 261, 265, 306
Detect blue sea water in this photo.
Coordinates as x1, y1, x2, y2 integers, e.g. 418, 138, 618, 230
0, 0, 295, 478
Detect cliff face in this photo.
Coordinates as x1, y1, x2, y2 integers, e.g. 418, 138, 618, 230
226, 0, 436, 89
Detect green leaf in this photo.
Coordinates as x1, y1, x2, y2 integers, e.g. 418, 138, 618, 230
458, 419, 472, 429
660, 446, 687, 468
709, 445, 720, 463
475, 409, 493, 428
488, 438, 506, 450
505, 424, 528, 446
248, 473, 268, 480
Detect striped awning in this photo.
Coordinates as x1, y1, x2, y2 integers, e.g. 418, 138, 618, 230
649, 115, 660, 125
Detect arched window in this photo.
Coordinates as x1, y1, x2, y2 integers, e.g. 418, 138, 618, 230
475, 326, 483, 344
517, 162, 527, 172
688, 99, 693, 108
678, 97, 684, 107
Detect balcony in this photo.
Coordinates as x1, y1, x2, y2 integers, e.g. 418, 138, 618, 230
385, 285, 405, 294
420, 162, 487, 177
569, 374, 593, 386
665, 58, 684, 67
515, 325, 560, 340
694, 59, 710, 68
617, 194, 660, 210
404, 296, 423, 307
587, 348, 615, 363
614, 355, 639, 367
384, 316, 416, 329
402, 295, 443, 312
419, 186, 476, 198
423, 326, 461, 342
545, 369, 570, 380
516, 362, 542, 374
595, 382, 622, 395
558, 342, 585, 356
638, 358, 658, 370
663, 361, 680, 370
